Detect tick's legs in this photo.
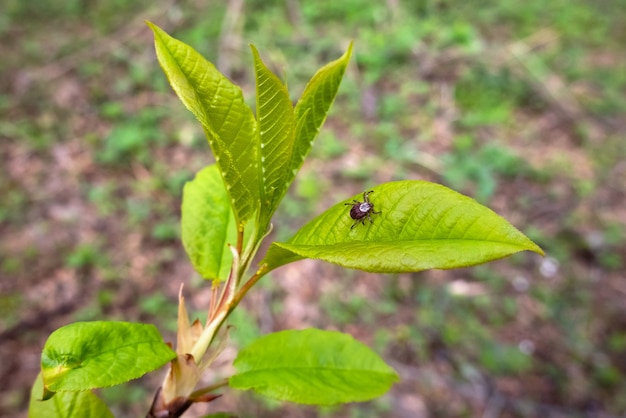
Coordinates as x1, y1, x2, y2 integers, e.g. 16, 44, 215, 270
363, 190, 374, 203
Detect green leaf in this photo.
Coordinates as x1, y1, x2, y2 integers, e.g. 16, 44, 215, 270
291, 42, 353, 178
229, 328, 398, 405
41, 321, 176, 392
251, 45, 296, 228
29, 373, 113, 418
263, 180, 544, 272
148, 22, 259, 224
182, 164, 237, 281
251, 43, 352, 232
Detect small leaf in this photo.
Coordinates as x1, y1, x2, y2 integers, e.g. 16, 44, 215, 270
182, 164, 237, 281
263, 180, 544, 272
29, 373, 113, 418
229, 328, 398, 405
148, 22, 260, 224
290, 42, 353, 178
41, 322, 176, 392
251, 45, 296, 228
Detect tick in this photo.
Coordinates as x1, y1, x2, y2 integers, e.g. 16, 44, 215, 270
345, 190, 381, 229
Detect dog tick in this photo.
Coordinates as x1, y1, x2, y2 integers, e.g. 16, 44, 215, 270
345, 190, 381, 229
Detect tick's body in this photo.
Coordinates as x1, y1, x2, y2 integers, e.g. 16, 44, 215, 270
345, 190, 381, 229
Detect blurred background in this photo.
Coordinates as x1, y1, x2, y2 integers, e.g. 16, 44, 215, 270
1, 0, 625, 417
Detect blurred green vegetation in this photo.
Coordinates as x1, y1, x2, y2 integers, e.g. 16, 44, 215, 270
1, 0, 625, 417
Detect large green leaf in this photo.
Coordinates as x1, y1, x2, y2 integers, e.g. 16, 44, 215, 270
148, 22, 260, 224
263, 181, 544, 272
29, 373, 113, 418
290, 42, 353, 187
229, 328, 398, 405
182, 164, 237, 281
251, 45, 296, 228
41, 322, 175, 392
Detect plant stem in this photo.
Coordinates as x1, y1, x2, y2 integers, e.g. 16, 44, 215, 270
229, 264, 268, 313
191, 264, 268, 362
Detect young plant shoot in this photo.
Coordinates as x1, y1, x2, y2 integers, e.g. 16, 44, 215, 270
30, 22, 543, 418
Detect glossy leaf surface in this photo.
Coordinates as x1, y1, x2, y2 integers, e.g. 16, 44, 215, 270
291, 42, 353, 182
41, 321, 175, 392
148, 22, 260, 224
229, 328, 398, 405
263, 181, 544, 272
251, 45, 296, 227
182, 164, 236, 281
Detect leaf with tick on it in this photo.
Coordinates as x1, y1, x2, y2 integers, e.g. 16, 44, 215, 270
262, 180, 544, 273
148, 22, 260, 226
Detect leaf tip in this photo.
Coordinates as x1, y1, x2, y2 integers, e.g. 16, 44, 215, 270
145, 20, 157, 32
145, 21, 166, 41
529, 242, 545, 257
40, 385, 56, 401
517, 231, 545, 257
346, 40, 354, 56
